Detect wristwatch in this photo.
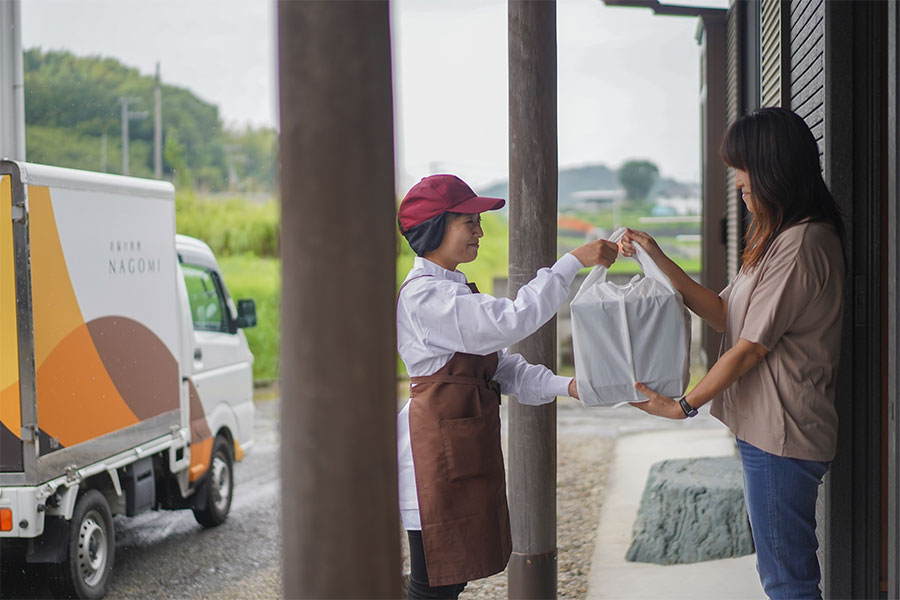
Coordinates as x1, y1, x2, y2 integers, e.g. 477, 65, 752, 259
678, 395, 698, 418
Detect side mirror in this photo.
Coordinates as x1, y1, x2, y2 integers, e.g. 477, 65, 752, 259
235, 299, 257, 329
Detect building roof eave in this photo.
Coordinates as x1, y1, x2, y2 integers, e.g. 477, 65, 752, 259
601, 0, 726, 21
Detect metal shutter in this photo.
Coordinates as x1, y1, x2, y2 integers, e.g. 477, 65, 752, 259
761, 0, 790, 107
789, 0, 825, 157
725, 2, 743, 280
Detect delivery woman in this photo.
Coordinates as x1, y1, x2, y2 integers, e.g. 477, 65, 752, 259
623, 107, 844, 600
396, 174, 617, 599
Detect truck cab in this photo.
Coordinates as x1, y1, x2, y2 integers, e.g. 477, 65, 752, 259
176, 234, 255, 502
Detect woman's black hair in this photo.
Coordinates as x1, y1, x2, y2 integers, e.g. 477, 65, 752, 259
719, 107, 845, 269
401, 212, 451, 257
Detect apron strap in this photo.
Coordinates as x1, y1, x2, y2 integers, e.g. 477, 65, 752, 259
410, 374, 487, 386
410, 373, 501, 396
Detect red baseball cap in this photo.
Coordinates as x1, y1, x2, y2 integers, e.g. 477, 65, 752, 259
398, 174, 505, 233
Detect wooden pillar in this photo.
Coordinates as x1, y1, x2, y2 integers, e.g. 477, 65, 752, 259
698, 14, 727, 369
507, 2, 558, 598
277, 2, 400, 597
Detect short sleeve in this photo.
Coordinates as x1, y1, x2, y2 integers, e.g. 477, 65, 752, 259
719, 278, 735, 303
739, 255, 814, 350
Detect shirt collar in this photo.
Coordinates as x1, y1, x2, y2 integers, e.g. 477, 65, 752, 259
413, 256, 468, 284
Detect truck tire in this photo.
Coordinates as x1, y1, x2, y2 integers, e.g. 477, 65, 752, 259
192, 435, 234, 527
53, 489, 115, 599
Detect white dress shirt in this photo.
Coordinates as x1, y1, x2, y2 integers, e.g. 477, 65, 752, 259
397, 253, 584, 530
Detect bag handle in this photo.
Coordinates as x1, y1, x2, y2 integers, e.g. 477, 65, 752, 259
572, 226, 678, 299
630, 237, 676, 293
572, 227, 627, 302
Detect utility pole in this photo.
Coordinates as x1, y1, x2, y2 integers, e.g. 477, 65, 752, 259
101, 132, 107, 172
0, 0, 26, 160
224, 144, 245, 191
154, 62, 162, 179
121, 97, 128, 175
120, 97, 147, 176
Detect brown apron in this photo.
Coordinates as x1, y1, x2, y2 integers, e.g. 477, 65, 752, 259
402, 277, 512, 586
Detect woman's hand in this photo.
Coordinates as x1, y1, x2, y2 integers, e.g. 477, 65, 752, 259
572, 239, 618, 268
630, 382, 685, 420
620, 228, 665, 263
568, 378, 579, 400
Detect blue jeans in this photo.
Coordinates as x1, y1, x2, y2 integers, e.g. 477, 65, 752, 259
736, 438, 829, 600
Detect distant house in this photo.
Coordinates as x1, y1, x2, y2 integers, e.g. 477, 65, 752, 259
557, 216, 594, 238
568, 188, 626, 213
653, 193, 701, 216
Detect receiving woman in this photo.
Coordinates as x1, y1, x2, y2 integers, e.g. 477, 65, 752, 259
623, 107, 844, 600
396, 174, 617, 599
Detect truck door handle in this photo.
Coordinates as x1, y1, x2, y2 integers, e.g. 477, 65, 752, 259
194, 348, 202, 361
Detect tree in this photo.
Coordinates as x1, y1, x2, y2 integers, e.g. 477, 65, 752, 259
23, 48, 237, 191
618, 159, 660, 206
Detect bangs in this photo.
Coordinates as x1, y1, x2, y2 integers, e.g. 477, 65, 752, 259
719, 119, 750, 171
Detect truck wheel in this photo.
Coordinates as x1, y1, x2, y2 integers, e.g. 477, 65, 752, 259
53, 489, 115, 599
192, 435, 234, 527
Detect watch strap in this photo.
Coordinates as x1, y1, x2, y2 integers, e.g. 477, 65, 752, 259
678, 395, 698, 418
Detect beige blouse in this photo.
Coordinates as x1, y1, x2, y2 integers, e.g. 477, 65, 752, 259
710, 221, 844, 462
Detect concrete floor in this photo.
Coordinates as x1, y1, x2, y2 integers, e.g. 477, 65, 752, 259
587, 427, 766, 600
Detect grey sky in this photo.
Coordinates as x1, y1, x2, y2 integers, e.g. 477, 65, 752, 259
21, 0, 726, 192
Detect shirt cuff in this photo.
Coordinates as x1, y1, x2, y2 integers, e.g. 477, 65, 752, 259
546, 374, 573, 398
554, 252, 585, 281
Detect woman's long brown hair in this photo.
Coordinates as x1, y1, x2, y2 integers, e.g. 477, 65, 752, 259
719, 107, 845, 270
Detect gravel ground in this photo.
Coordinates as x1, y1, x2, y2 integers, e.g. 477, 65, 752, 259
398, 425, 613, 600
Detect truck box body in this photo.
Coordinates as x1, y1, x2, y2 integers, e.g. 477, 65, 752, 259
1, 161, 253, 557
0, 161, 254, 596
2, 161, 182, 488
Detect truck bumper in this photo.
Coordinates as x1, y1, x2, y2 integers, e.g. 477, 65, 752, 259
0, 486, 48, 538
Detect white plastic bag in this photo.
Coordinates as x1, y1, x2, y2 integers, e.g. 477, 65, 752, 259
571, 227, 691, 407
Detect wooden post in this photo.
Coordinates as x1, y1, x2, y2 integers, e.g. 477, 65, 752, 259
507, 2, 558, 598
698, 13, 727, 368
277, 2, 400, 597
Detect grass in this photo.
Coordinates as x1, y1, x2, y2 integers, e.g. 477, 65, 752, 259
217, 254, 280, 382
176, 192, 279, 258
608, 256, 701, 275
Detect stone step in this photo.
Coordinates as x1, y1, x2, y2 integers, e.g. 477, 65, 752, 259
626, 456, 754, 565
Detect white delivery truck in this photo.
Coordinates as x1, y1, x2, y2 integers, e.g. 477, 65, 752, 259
0, 160, 256, 598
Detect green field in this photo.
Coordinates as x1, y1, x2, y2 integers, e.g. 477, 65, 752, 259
217, 254, 280, 382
